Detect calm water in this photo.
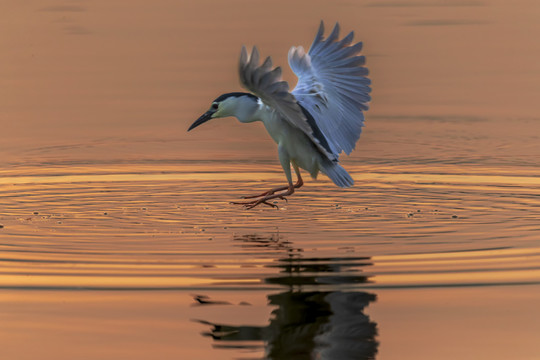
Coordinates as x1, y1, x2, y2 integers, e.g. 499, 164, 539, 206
2, 1, 540, 359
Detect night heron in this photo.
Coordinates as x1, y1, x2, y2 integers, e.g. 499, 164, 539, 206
189, 22, 371, 209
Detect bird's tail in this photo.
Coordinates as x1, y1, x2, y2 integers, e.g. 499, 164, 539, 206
320, 159, 354, 188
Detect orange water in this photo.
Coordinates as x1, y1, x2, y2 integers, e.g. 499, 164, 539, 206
2, 1, 540, 359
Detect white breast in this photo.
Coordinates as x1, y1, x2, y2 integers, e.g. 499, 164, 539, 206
258, 103, 284, 144
258, 104, 322, 177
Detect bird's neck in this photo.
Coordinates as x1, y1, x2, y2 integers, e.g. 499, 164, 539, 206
231, 96, 261, 123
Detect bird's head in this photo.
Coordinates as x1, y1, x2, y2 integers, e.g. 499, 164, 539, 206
188, 92, 259, 131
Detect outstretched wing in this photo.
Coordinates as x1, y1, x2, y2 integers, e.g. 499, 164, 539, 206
239, 46, 337, 161
289, 21, 371, 156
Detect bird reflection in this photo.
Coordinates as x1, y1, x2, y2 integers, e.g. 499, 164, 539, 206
195, 234, 379, 359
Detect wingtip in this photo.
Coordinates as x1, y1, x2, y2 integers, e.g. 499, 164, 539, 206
273, 66, 283, 79
240, 45, 262, 69
347, 30, 355, 43
261, 55, 273, 69
239, 45, 248, 64
250, 46, 260, 65
316, 21, 325, 38
287, 46, 295, 58
328, 22, 340, 42
288, 45, 305, 58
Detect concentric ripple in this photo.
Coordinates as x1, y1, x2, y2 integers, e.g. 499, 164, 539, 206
1, 162, 539, 291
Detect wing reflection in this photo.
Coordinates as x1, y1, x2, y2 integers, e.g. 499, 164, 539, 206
195, 233, 379, 359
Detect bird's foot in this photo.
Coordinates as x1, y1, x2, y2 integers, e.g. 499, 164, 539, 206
241, 181, 302, 200
231, 195, 287, 209
233, 184, 296, 209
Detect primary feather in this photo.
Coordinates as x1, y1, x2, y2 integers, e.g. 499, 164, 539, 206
289, 21, 371, 156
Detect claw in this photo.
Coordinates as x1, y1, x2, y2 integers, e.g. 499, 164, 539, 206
231, 199, 280, 209
245, 200, 278, 209
231, 195, 288, 209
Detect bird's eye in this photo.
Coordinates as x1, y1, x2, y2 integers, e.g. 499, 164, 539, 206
211, 103, 219, 110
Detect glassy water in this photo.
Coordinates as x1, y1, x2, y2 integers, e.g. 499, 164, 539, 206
1, 1, 540, 359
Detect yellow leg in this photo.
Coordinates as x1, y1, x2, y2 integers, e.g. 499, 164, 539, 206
232, 162, 303, 209
241, 172, 303, 199
232, 183, 295, 209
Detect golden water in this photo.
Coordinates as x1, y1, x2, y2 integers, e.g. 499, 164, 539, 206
2, 1, 540, 359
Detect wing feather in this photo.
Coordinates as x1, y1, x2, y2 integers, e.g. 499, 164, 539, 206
239, 46, 337, 160
289, 21, 371, 155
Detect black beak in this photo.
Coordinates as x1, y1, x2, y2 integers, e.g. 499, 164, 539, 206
188, 111, 214, 131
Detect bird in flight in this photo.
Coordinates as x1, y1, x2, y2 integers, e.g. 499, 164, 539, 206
189, 22, 371, 209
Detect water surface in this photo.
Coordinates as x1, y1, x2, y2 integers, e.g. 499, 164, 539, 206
1, 1, 540, 359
